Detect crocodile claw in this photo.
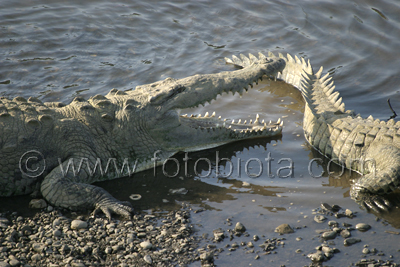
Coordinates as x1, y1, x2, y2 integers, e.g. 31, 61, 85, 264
352, 190, 392, 213
92, 198, 134, 220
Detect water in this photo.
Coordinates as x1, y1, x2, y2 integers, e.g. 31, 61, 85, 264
1, 0, 400, 265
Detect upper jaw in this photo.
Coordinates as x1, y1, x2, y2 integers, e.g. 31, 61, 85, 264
179, 111, 283, 137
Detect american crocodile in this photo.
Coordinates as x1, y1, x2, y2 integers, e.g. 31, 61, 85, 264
0, 53, 285, 218
268, 52, 399, 211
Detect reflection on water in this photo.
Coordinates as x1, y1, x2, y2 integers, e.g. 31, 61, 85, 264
1, 0, 400, 265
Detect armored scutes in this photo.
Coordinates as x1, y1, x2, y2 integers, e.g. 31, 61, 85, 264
0, 53, 285, 218
274, 52, 399, 211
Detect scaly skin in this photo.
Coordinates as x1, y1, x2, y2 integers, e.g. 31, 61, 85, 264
0, 53, 285, 219
275, 52, 399, 211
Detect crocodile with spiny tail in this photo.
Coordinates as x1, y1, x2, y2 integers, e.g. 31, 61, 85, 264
257, 52, 399, 211
0, 53, 285, 219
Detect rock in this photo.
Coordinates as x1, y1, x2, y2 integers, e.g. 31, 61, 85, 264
213, 229, 225, 241
31, 254, 42, 261
362, 248, 370, 254
344, 237, 361, 246
314, 215, 327, 223
340, 229, 351, 238
71, 219, 88, 230
53, 229, 62, 237
0, 262, 10, 267
32, 242, 45, 253
234, 222, 246, 232
345, 209, 353, 217
321, 230, 337, 240
143, 255, 152, 264
140, 241, 153, 250
29, 199, 47, 209
200, 252, 214, 262
307, 250, 325, 262
253, 235, 259, 241
328, 220, 338, 227
275, 224, 294, 234
355, 223, 371, 232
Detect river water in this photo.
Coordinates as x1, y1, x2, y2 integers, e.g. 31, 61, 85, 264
1, 0, 400, 266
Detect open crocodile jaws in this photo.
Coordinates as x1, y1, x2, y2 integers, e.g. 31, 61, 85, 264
274, 52, 400, 211
0, 53, 285, 218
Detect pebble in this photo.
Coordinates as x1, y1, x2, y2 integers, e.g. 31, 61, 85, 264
200, 252, 214, 262
275, 224, 294, 234
321, 230, 337, 240
143, 255, 152, 264
28, 199, 47, 209
355, 223, 371, 232
140, 241, 153, 250
344, 237, 361, 246
362, 248, 370, 254
345, 209, 353, 217
340, 229, 351, 238
234, 222, 246, 232
70, 219, 88, 230
314, 215, 327, 223
307, 250, 325, 262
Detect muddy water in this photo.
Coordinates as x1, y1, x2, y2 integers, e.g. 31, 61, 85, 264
1, 0, 400, 265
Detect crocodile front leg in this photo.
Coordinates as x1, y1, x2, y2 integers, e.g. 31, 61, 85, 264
351, 144, 400, 212
41, 159, 133, 219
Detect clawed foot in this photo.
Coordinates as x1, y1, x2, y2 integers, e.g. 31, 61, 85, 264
351, 188, 393, 213
92, 198, 134, 220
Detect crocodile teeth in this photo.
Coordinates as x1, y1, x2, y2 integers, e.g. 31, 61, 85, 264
232, 119, 235, 124
211, 111, 216, 117
244, 120, 247, 124
204, 112, 209, 117
197, 114, 201, 118
218, 116, 222, 119
182, 114, 188, 117
238, 119, 241, 124
223, 118, 227, 122
277, 118, 281, 124
262, 119, 265, 124
249, 119, 252, 124
190, 114, 194, 118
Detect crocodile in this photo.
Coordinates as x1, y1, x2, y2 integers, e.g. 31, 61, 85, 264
0, 53, 285, 219
269, 52, 399, 211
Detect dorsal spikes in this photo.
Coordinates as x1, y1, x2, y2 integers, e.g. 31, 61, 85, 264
329, 91, 340, 102
338, 102, 346, 112
249, 53, 258, 63
13, 96, 27, 103
315, 67, 323, 79
320, 73, 330, 83
333, 97, 342, 109
261, 52, 269, 59
295, 55, 302, 64
28, 97, 43, 104
287, 54, 294, 63
240, 54, 250, 66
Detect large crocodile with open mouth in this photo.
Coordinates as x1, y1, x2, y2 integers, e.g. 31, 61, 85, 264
261, 52, 399, 211
0, 53, 285, 218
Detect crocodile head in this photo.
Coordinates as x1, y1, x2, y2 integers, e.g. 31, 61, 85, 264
134, 55, 286, 153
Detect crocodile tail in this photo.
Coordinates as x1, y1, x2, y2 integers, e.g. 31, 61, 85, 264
276, 53, 347, 114
224, 52, 269, 68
